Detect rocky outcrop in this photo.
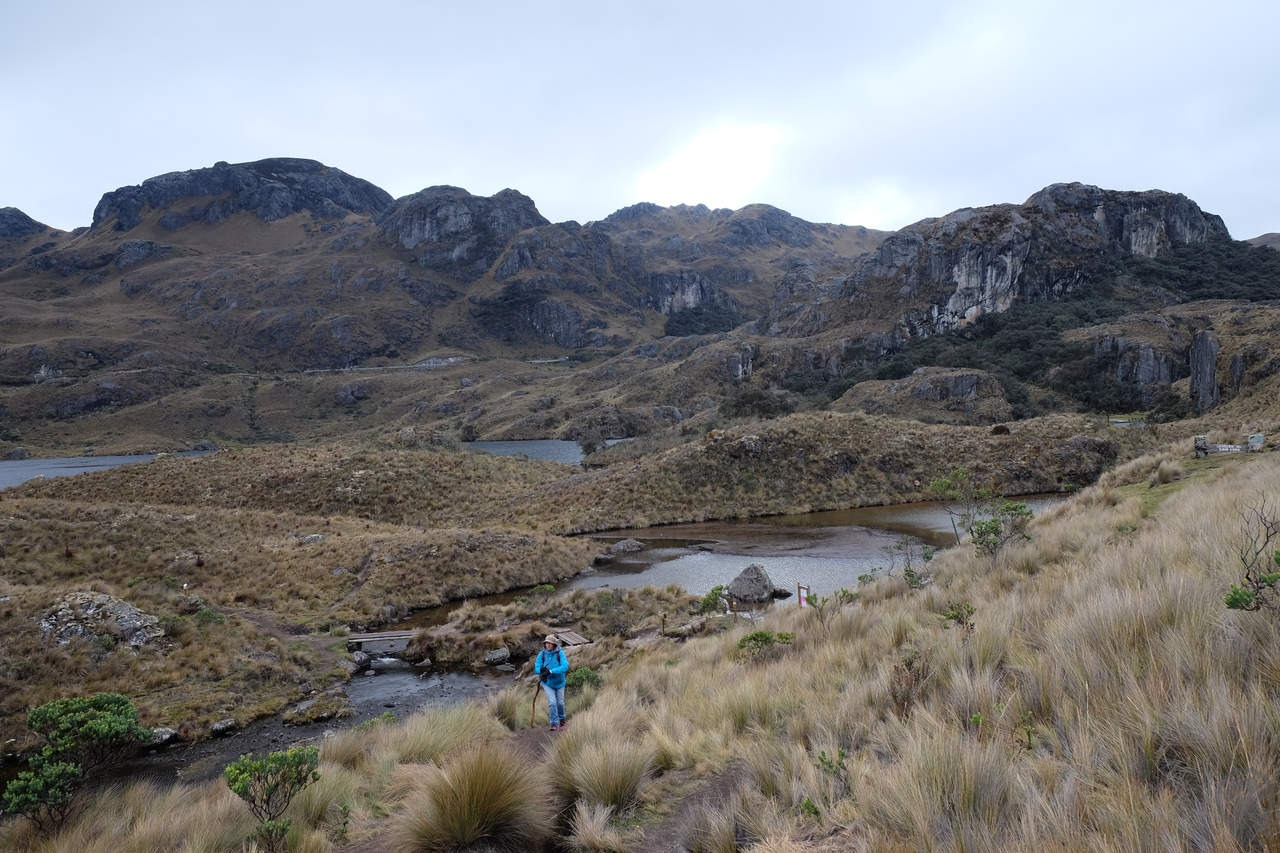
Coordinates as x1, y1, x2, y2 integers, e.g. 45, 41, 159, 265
833, 367, 1013, 424
92, 158, 394, 231
1189, 330, 1221, 413
39, 591, 164, 648
833, 183, 1229, 338
379, 186, 548, 281
0, 207, 48, 238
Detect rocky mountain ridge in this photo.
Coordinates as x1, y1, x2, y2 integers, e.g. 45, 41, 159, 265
1, 158, 1277, 454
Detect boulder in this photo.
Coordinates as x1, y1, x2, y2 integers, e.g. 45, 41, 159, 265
483, 647, 511, 666
150, 727, 179, 747
728, 564, 782, 603
608, 538, 645, 555
211, 718, 237, 737
4, 447, 30, 460
39, 591, 164, 648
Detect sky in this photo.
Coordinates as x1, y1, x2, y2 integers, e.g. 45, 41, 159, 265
2, 0, 1277, 238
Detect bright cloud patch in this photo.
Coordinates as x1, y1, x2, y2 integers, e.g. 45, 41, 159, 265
633, 123, 788, 210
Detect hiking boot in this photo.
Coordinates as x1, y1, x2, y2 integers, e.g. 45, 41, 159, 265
559, 720, 568, 729
549, 723, 559, 731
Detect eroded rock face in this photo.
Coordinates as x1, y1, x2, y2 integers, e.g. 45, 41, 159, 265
835, 183, 1229, 337
0, 207, 48, 238
92, 158, 394, 231
39, 591, 164, 648
1189, 330, 1221, 413
379, 186, 548, 281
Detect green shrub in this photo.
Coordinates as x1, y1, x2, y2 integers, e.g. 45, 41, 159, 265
698, 585, 726, 614
566, 667, 603, 692
224, 746, 320, 852
27, 693, 151, 776
736, 630, 794, 662
0, 760, 83, 834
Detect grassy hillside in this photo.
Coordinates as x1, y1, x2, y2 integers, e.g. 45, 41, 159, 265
5, 438, 1279, 849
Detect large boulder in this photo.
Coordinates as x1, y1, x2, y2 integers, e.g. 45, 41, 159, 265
39, 591, 164, 648
728, 563, 785, 603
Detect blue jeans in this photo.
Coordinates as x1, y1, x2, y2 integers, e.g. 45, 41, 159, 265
542, 682, 566, 725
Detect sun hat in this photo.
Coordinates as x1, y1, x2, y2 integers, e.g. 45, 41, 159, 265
544, 634, 558, 645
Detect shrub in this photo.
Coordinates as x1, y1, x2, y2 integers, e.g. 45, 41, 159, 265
26, 693, 152, 776
224, 746, 320, 852
699, 585, 726, 614
389, 744, 552, 852
736, 630, 794, 662
567, 667, 604, 693
0, 760, 83, 834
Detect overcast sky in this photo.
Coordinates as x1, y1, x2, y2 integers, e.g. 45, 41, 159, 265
3, 1, 1277, 238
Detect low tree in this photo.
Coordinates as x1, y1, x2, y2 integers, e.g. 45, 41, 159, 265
224, 746, 320, 852
0, 760, 83, 834
26, 692, 152, 776
930, 467, 1032, 560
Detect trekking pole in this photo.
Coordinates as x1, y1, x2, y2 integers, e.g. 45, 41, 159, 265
530, 678, 541, 729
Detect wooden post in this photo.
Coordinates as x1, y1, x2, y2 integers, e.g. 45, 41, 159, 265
797, 584, 810, 608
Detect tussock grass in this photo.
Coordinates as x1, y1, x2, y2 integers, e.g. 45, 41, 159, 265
566, 801, 628, 853
387, 744, 552, 853
382, 704, 507, 765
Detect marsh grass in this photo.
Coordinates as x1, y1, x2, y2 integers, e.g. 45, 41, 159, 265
566, 801, 628, 853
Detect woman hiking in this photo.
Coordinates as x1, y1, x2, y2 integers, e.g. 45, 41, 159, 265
535, 634, 570, 731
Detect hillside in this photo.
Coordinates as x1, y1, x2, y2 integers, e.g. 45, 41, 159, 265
5, 430, 1280, 849
3, 161, 1279, 457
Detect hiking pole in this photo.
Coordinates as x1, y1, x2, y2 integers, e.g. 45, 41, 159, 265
530, 678, 541, 729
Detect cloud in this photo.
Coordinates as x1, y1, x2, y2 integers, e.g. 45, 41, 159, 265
632, 122, 790, 211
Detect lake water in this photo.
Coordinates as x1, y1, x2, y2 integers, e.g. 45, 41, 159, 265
0, 453, 168, 490
463, 439, 586, 465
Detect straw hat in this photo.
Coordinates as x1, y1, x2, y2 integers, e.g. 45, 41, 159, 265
543, 634, 559, 646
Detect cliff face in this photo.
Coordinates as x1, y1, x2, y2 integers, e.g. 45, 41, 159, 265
834, 183, 1229, 337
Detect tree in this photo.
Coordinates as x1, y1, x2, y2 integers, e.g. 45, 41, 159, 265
225, 746, 320, 852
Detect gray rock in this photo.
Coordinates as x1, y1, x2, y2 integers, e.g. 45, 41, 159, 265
211, 718, 237, 736
483, 647, 511, 666
150, 727, 179, 747
728, 563, 779, 603
5, 447, 30, 460
608, 538, 645, 555
39, 591, 164, 648
349, 651, 372, 672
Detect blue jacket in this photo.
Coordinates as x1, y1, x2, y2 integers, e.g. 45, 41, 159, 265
535, 646, 569, 689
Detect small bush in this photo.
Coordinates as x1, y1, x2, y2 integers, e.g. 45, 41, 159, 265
567, 667, 604, 692
736, 630, 794, 662
699, 585, 726, 614
224, 746, 320, 852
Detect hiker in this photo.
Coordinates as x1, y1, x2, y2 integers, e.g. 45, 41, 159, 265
535, 633, 570, 730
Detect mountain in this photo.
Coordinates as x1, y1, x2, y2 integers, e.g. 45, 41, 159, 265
1, 159, 1277, 455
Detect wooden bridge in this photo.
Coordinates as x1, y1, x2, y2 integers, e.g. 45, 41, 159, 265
345, 629, 592, 658
346, 630, 418, 656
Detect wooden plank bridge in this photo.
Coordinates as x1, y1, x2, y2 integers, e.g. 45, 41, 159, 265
346, 629, 592, 658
